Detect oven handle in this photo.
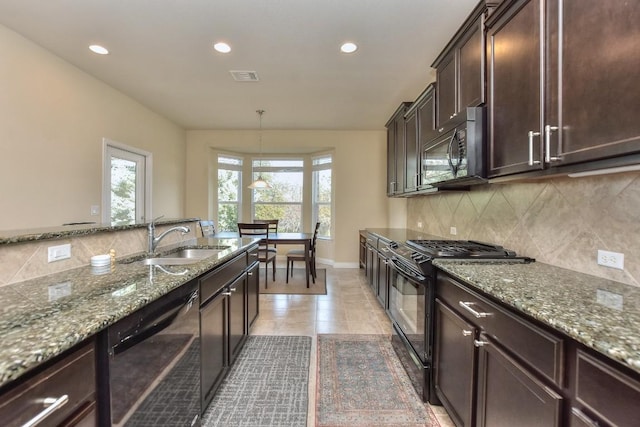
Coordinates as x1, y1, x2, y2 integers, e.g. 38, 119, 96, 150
389, 257, 426, 283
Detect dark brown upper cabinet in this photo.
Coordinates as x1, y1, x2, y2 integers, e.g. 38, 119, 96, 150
487, 0, 640, 178
432, 2, 495, 131
386, 102, 412, 196
404, 83, 436, 193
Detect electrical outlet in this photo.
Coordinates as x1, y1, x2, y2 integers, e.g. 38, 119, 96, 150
90, 205, 100, 216
48, 244, 71, 262
597, 250, 624, 270
417, 221, 423, 229
450, 226, 457, 235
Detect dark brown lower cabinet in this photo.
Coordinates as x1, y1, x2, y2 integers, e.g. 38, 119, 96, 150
0, 341, 96, 427
246, 260, 260, 330
476, 333, 562, 427
200, 288, 228, 408
435, 272, 565, 427
228, 273, 247, 366
571, 349, 640, 427
434, 300, 477, 427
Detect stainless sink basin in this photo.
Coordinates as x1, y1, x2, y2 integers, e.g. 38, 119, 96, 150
142, 246, 230, 265
164, 248, 227, 259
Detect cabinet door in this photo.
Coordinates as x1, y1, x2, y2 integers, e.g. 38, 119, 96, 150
376, 252, 389, 309
404, 110, 419, 192
476, 334, 563, 427
458, 17, 484, 112
418, 86, 436, 145
548, 0, 640, 166
487, 0, 544, 177
228, 274, 247, 365
394, 116, 406, 194
200, 293, 227, 407
246, 262, 259, 330
386, 125, 396, 196
437, 52, 457, 128
434, 300, 477, 427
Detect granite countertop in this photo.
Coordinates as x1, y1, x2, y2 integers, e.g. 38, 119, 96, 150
434, 259, 640, 374
365, 228, 442, 243
0, 217, 200, 245
0, 237, 257, 388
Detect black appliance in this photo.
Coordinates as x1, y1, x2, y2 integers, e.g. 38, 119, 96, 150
387, 239, 532, 404
421, 106, 486, 190
104, 280, 201, 426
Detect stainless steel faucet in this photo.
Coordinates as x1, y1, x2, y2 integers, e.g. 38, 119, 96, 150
148, 215, 191, 253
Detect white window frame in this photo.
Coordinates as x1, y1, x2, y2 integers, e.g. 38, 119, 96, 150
102, 138, 152, 224
312, 154, 333, 239
251, 157, 304, 232
217, 154, 243, 232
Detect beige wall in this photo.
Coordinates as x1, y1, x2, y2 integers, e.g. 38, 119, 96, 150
185, 130, 390, 266
0, 24, 187, 230
406, 172, 640, 287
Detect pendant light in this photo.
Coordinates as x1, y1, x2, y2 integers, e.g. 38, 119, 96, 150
248, 109, 271, 189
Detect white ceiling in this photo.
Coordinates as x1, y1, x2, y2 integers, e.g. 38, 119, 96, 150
0, 0, 478, 130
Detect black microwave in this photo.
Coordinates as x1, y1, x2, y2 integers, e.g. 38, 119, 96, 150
420, 106, 486, 190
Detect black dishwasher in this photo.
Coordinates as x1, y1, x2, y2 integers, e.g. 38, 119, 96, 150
105, 280, 200, 427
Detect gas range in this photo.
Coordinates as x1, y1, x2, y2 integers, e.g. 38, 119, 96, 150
388, 239, 532, 278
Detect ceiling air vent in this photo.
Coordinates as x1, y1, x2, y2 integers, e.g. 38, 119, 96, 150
229, 70, 259, 82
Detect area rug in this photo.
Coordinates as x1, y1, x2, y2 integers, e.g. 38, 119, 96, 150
316, 334, 440, 427
109, 333, 193, 425
259, 268, 327, 295
203, 335, 312, 427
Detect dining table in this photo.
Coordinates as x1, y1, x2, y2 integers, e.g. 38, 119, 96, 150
215, 231, 314, 287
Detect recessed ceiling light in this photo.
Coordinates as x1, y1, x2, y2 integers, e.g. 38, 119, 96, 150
340, 42, 358, 54
89, 44, 109, 55
214, 42, 231, 53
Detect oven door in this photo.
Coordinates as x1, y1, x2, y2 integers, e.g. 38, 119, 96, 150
388, 258, 427, 364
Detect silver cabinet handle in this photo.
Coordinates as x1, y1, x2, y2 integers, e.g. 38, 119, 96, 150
528, 131, 541, 166
22, 395, 69, 427
230, 287, 237, 292
544, 124, 560, 163
474, 339, 489, 347
249, 253, 258, 258
459, 301, 492, 318
221, 292, 232, 296
438, 127, 444, 133
247, 271, 254, 276
462, 330, 472, 337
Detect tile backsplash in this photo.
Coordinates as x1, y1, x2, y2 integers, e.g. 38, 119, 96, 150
407, 172, 640, 287
0, 221, 199, 287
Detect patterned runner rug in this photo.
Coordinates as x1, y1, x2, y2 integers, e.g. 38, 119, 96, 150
203, 335, 312, 427
316, 334, 440, 427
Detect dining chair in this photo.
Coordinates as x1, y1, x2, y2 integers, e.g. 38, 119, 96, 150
253, 219, 279, 254
238, 222, 276, 288
199, 220, 216, 237
286, 222, 320, 284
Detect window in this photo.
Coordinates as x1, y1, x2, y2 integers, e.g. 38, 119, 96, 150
217, 155, 242, 232
252, 159, 303, 232
312, 155, 332, 238
102, 139, 151, 225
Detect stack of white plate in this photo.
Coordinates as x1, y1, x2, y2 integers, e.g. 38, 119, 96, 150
90, 254, 111, 267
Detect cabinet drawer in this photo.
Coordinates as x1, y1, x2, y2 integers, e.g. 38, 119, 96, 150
576, 350, 640, 426
200, 252, 246, 303
437, 273, 564, 386
0, 341, 96, 427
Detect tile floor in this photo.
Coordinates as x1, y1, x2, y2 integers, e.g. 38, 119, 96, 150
249, 264, 454, 427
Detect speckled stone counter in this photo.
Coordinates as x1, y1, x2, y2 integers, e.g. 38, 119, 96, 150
0, 218, 200, 245
365, 228, 440, 243
434, 259, 640, 374
0, 237, 257, 388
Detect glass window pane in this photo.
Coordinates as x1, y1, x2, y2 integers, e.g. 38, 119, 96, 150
219, 155, 242, 166
255, 204, 301, 232
313, 156, 332, 166
217, 203, 239, 232
316, 169, 331, 203
253, 159, 303, 168
317, 205, 331, 237
218, 169, 239, 202
110, 157, 137, 225
253, 171, 303, 203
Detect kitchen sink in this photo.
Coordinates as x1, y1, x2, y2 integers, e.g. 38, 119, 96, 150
132, 246, 231, 266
